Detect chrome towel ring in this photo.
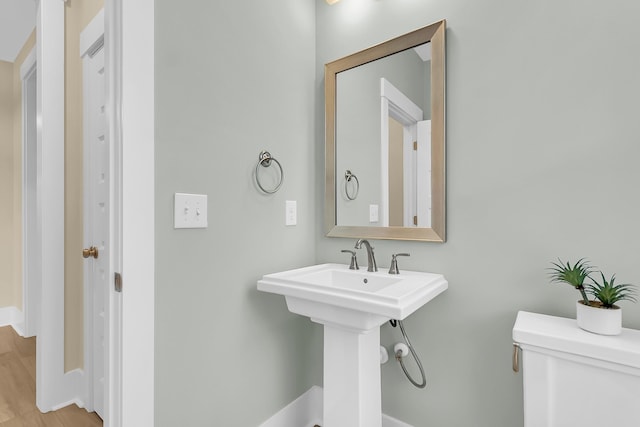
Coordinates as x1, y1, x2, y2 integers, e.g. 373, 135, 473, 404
344, 170, 359, 200
255, 150, 284, 194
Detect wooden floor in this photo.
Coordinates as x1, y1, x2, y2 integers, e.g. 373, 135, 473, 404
0, 326, 102, 427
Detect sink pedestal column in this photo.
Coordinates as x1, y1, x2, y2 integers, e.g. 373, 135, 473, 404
323, 324, 381, 427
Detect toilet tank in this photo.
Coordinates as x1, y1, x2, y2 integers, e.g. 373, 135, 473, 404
512, 311, 640, 427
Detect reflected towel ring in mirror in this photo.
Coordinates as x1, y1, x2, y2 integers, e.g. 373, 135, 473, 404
255, 150, 284, 194
344, 170, 359, 201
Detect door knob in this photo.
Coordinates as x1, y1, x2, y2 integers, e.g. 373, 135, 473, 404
82, 246, 99, 259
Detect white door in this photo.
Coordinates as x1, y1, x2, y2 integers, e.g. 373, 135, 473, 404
83, 42, 107, 419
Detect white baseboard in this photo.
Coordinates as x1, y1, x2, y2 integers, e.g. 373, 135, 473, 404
259, 386, 322, 427
0, 306, 25, 336
259, 385, 414, 427
382, 413, 416, 427
50, 368, 87, 411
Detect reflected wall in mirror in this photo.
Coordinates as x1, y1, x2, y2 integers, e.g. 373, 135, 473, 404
325, 20, 445, 242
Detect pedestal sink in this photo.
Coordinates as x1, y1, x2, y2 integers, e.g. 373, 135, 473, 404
257, 263, 447, 427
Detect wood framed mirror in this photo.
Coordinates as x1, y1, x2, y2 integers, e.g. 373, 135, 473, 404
325, 19, 446, 242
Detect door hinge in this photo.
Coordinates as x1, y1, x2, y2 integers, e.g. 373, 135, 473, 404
413, 215, 418, 226
114, 272, 122, 293
413, 141, 418, 151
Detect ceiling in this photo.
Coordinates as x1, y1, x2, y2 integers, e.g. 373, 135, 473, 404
0, 0, 36, 62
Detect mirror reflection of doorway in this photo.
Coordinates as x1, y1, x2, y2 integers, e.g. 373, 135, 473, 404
387, 116, 432, 228
381, 78, 432, 228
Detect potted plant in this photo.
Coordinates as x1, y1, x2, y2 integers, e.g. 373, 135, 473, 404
549, 258, 636, 335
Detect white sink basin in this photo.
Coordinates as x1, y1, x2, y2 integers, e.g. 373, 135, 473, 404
258, 263, 447, 330
289, 267, 405, 293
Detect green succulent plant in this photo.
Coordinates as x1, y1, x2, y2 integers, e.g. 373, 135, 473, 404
588, 272, 637, 309
549, 258, 592, 305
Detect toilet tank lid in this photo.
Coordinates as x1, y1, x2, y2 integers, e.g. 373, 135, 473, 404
513, 311, 640, 369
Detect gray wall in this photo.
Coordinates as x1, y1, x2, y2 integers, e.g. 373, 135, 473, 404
155, 1, 321, 425
317, 1, 640, 426
155, 0, 640, 426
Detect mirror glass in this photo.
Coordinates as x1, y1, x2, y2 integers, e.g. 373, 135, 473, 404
325, 20, 446, 242
336, 43, 431, 228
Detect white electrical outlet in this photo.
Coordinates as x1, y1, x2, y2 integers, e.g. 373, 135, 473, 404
286, 200, 297, 226
369, 204, 379, 223
174, 193, 208, 229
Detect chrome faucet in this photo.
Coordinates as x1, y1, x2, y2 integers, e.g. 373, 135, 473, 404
355, 239, 377, 272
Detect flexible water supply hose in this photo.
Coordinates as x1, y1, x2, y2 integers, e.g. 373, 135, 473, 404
393, 320, 427, 389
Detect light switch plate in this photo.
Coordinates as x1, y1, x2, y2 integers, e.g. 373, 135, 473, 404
286, 200, 297, 226
174, 193, 208, 229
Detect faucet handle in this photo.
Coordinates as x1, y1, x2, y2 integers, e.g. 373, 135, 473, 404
341, 249, 359, 270
388, 253, 410, 275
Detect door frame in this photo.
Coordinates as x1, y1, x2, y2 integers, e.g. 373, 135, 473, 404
114, 1, 155, 420
20, 46, 38, 339
37, 0, 155, 425
35, 0, 68, 411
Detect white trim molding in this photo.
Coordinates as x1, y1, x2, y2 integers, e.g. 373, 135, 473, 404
104, 1, 124, 424
21, 45, 39, 339
35, 0, 69, 412
19, 47, 36, 80
0, 306, 25, 336
259, 386, 323, 427
116, 0, 155, 425
49, 369, 86, 411
258, 386, 415, 427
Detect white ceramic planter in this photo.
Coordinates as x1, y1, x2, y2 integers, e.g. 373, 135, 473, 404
576, 300, 622, 335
